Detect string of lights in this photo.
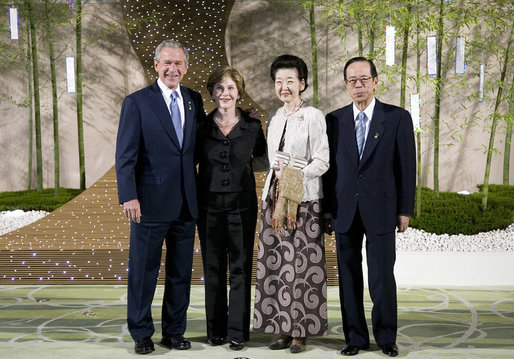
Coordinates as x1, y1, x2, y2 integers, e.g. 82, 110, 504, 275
0, 0, 276, 285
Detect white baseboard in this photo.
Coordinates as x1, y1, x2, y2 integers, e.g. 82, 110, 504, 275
358, 251, 514, 287
394, 252, 514, 286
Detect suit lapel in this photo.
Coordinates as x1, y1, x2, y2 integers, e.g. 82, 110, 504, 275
148, 81, 179, 146
181, 85, 195, 150
339, 105, 359, 167
360, 100, 386, 167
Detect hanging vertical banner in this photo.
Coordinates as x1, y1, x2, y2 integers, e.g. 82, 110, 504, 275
9, 8, 19, 40
410, 93, 421, 131
385, 26, 396, 66
66, 56, 76, 93
427, 36, 437, 75
455, 37, 465, 74
479, 64, 485, 102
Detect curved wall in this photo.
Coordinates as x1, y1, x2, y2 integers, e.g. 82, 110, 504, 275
0, 0, 512, 194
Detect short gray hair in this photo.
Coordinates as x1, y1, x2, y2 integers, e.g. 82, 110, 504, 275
154, 40, 189, 63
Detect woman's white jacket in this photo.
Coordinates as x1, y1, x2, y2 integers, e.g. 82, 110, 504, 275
262, 105, 330, 202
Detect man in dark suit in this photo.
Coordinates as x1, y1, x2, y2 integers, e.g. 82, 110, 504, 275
115, 40, 205, 355
323, 57, 415, 357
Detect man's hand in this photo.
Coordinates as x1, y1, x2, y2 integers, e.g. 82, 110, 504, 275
323, 219, 333, 235
244, 107, 261, 120
123, 199, 141, 223
397, 215, 409, 233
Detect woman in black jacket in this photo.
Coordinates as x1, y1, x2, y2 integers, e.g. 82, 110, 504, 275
196, 66, 266, 351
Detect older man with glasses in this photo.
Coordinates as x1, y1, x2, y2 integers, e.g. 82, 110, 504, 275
322, 57, 416, 357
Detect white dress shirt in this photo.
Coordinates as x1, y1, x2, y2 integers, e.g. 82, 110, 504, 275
157, 78, 185, 132
352, 97, 376, 150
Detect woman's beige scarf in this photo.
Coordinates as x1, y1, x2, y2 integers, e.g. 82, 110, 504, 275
272, 166, 304, 231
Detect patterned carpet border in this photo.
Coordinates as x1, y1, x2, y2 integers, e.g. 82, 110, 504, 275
0, 285, 513, 358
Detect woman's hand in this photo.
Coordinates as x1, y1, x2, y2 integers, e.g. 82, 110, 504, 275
287, 217, 296, 230
274, 159, 285, 180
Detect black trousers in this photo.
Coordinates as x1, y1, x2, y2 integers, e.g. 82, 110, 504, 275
127, 212, 195, 341
197, 191, 257, 343
335, 208, 397, 347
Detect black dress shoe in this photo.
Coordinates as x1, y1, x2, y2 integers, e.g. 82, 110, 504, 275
208, 336, 225, 346
160, 335, 191, 350
380, 343, 399, 357
341, 344, 369, 356
134, 337, 155, 355
229, 340, 245, 350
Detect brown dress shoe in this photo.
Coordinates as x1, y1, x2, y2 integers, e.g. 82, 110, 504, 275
268, 335, 292, 350
290, 337, 306, 353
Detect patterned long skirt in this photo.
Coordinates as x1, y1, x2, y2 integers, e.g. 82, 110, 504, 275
253, 190, 328, 337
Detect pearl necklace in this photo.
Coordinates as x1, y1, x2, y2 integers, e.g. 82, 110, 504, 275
283, 99, 304, 117
214, 111, 240, 128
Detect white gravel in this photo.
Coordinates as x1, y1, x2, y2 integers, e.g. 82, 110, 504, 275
1, 210, 513, 252
0, 210, 49, 236
396, 224, 514, 252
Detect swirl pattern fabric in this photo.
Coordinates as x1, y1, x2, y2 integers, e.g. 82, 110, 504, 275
253, 189, 328, 337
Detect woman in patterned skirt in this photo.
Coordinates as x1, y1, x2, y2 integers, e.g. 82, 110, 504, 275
253, 54, 330, 354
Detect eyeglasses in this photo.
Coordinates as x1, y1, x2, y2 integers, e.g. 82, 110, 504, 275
345, 76, 373, 86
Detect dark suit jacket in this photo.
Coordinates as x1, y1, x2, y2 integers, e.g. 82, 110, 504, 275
195, 108, 266, 205
115, 81, 206, 223
323, 99, 416, 234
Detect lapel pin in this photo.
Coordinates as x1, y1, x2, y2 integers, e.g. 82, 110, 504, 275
188, 102, 192, 111
374, 133, 379, 139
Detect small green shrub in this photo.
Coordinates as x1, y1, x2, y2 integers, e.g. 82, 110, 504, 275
0, 188, 84, 212
410, 185, 514, 235
1, 186, 513, 236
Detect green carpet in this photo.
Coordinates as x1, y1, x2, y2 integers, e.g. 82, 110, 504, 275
0, 285, 513, 358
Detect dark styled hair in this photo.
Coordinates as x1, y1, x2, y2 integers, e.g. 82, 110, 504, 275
270, 54, 309, 93
206, 66, 245, 97
343, 57, 378, 80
